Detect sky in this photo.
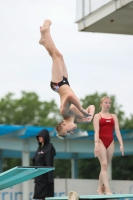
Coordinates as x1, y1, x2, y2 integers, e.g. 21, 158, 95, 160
0, 0, 133, 118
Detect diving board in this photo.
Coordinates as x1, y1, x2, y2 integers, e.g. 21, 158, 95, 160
0, 166, 54, 190
46, 194, 133, 200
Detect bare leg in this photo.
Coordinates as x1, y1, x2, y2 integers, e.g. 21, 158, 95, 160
97, 140, 114, 195
39, 19, 68, 82
106, 142, 114, 194
39, 20, 89, 118
97, 173, 105, 195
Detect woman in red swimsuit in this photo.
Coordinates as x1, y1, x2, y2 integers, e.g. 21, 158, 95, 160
93, 96, 124, 195
39, 19, 95, 139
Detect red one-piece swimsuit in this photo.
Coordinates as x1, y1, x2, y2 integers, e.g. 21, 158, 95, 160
99, 114, 114, 149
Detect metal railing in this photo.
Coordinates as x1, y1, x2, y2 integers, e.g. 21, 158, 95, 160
76, 0, 112, 21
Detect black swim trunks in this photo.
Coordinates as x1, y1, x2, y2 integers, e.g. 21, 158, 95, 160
50, 76, 70, 92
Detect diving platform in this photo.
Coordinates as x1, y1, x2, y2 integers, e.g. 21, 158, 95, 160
0, 166, 54, 190
76, 0, 133, 35
46, 194, 133, 200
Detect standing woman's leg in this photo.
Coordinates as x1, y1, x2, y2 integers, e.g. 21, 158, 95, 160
97, 140, 113, 194
97, 173, 104, 194
39, 19, 68, 82
106, 141, 114, 193
97, 142, 114, 195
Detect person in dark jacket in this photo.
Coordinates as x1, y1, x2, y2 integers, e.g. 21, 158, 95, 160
33, 129, 56, 200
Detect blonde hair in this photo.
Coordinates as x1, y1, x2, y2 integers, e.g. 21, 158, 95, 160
100, 96, 111, 104
55, 121, 64, 136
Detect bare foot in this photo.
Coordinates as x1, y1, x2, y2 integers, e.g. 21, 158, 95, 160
97, 189, 104, 195
105, 191, 113, 195
105, 187, 113, 195
97, 186, 105, 195
39, 19, 52, 45
43, 19, 52, 27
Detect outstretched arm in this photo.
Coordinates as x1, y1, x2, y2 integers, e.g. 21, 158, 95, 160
60, 93, 90, 117
93, 114, 100, 157
83, 105, 95, 122
71, 105, 95, 124
113, 114, 124, 156
68, 93, 90, 117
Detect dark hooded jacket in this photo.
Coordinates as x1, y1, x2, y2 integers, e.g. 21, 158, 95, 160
33, 129, 56, 184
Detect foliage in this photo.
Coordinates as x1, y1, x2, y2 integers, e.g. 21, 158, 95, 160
122, 114, 133, 129
54, 159, 71, 178
3, 158, 21, 172
112, 155, 133, 180
78, 158, 100, 179
0, 91, 60, 126
78, 155, 133, 180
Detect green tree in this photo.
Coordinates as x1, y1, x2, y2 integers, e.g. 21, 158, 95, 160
0, 91, 60, 126
54, 159, 71, 178
3, 158, 21, 172
78, 158, 100, 179
0, 91, 61, 172
112, 155, 133, 180
122, 114, 133, 129
78, 155, 133, 180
